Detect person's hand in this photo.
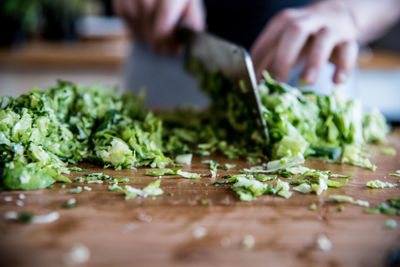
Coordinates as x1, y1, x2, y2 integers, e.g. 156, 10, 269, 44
113, 0, 205, 54
251, 2, 360, 84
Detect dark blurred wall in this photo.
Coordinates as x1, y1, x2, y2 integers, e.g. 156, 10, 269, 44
371, 22, 400, 51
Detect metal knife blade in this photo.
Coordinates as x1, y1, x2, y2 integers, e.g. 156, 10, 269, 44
180, 29, 269, 144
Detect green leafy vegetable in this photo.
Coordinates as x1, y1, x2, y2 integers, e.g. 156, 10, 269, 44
123, 179, 163, 200
366, 180, 397, 189
69, 186, 82, 194
326, 179, 348, 188
145, 168, 177, 176
1, 81, 170, 190
381, 147, 396, 156
175, 154, 192, 165
293, 183, 312, 194
68, 167, 89, 172
329, 194, 369, 207
213, 180, 232, 185
309, 203, 317, 211
386, 219, 397, 229
176, 170, 201, 179
225, 163, 236, 170
62, 198, 76, 209
200, 199, 208, 205
1, 70, 390, 191
108, 184, 122, 191
365, 198, 400, 216
229, 174, 291, 201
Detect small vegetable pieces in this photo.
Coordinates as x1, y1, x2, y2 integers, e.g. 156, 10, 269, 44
365, 198, 400, 216
123, 179, 163, 200
4, 211, 60, 224
229, 174, 291, 201
366, 180, 397, 189
145, 168, 201, 179
329, 195, 370, 207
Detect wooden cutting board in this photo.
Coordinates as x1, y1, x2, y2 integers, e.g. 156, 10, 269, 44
1, 130, 399, 267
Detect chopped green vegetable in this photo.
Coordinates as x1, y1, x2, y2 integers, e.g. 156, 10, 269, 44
229, 173, 290, 201
62, 198, 76, 209
225, 163, 236, 170
108, 184, 122, 191
213, 181, 232, 185
175, 154, 192, 165
293, 183, 312, 194
329, 194, 369, 207
176, 170, 201, 179
386, 219, 397, 229
0, 81, 170, 190
69, 186, 82, 194
276, 179, 293, 199
230, 175, 268, 201
142, 179, 164, 197
74, 172, 129, 185
365, 198, 400, 216
389, 198, 400, 209
116, 178, 130, 183
1, 71, 390, 191
145, 168, 177, 176
389, 173, 400, 177
123, 179, 163, 200
217, 165, 228, 171
200, 199, 208, 205
168, 192, 174, 197
337, 205, 344, 212
68, 167, 89, 172
203, 160, 218, 178
255, 174, 277, 182
366, 180, 397, 189
311, 178, 328, 195
309, 203, 318, 211
381, 147, 396, 156
326, 179, 348, 188
247, 156, 261, 164
18, 212, 35, 223
266, 155, 305, 173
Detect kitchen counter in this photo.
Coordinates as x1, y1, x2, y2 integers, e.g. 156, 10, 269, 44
0, 130, 399, 266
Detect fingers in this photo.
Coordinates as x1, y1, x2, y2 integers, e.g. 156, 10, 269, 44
269, 17, 318, 82
301, 28, 336, 84
137, 0, 156, 42
182, 0, 205, 32
114, 0, 205, 55
152, 0, 189, 52
332, 41, 358, 84
251, 3, 361, 84
251, 9, 297, 70
113, 0, 144, 39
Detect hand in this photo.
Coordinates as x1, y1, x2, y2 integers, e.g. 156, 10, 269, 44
113, 0, 205, 54
251, 2, 360, 84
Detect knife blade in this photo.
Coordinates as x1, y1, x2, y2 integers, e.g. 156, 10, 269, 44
179, 29, 269, 144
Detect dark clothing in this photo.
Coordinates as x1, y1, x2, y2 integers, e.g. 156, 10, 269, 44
204, 0, 311, 49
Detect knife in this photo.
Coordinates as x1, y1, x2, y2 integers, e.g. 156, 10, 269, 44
179, 28, 269, 144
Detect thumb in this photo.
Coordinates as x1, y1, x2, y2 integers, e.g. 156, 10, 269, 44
181, 0, 205, 31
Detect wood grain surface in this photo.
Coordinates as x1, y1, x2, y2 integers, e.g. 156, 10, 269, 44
0, 131, 399, 267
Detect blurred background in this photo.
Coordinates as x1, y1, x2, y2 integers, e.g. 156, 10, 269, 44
0, 0, 399, 121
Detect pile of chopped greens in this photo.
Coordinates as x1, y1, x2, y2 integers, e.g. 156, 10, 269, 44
0, 81, 169, 190
0, 71, 390, 191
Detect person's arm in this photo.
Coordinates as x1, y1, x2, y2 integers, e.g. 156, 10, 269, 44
113, 0, 205, 54
251, 0, 400, 84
